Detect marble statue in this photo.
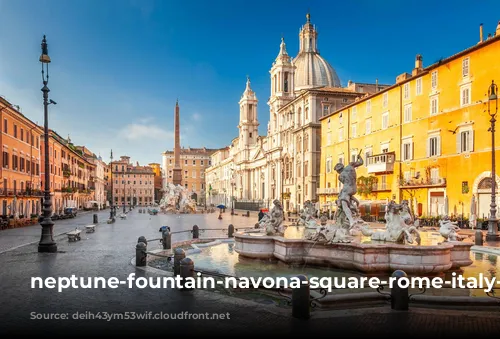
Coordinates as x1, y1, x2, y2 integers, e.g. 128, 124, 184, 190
357, 200, 421, 245
297, 201, 320, 228
159, 183, 197, 213
439, 216, 465, 241
334, 153, 364, 228
258, 199, 284, 235
304, 155, 367, 244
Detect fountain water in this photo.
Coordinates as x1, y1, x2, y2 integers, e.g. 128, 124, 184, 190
159, 183, 197, 214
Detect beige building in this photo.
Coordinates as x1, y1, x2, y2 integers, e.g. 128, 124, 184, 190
162, 147, 217, 205
205, 13, 388, 212
111, 156, 154, 208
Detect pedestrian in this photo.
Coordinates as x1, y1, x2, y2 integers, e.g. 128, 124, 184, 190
258, 209, 264, 221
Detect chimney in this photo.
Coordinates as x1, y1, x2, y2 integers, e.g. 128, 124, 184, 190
496, 20, 500, 36
412, 54, 423, 76
480, 23, 484, 42
488, 33, 492, 39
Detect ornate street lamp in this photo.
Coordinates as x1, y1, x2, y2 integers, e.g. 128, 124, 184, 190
109, 149, 115, 222
487, 80, 499, 241
38, 35, 57, 253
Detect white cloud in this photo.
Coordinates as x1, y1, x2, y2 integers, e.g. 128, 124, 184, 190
119, 123, 173, 141
191, 113, 202, 122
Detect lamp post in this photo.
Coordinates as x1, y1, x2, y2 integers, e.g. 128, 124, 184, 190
109, 149, 115, 221
487, 80, 499, 240
38, 35, 57, 253
123, 171, 126, 213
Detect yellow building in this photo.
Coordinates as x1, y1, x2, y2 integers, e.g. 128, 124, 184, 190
320, 22, 500, 220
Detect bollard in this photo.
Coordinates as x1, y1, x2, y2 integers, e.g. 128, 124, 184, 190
173, 248, 186, 276
390, 270, 409, 311
138, 236, 148, 246
475, 230, 483, 246
162, 228, 171, 250
292, 274, 310, 319
93, 214, 98, 224
192, 225, 199, 239
180, 257, 195, 291
135, 242, 147, 267
246, 211, 250, 217
228, 224, 235, 238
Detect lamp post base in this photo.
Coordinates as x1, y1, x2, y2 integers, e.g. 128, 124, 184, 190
486, 219, 500, 241
38, 243, 57, 253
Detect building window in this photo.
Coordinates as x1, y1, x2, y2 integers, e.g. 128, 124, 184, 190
366, 100, 371, 114
402, 141, 413, 161
462, 57, 470, 78
416, 78, 422, 95
327, 132, 332, 145
14, 124, 17, 138
458, 128, 474, 153
351, 123, 357, 138
352, 106, 357, 120
381, 143, 389, 153
323, 105, 329, 116
339, 113, 343, 125
184, 160, 188, 165
431, 71, 438, 89
3, 119, 7, 133
326, 157, 332, 173
169, 159, 172, 164
403, 83, 409, 99
20, 129, 24, 142
192, 171, 196, 178
365, 147, 372, 160
192, 160, 196, 165
404, 104, 412, 123
365, 118, 371, 135
338, 156, 344, 165
427, 135, 441, 157
382, 92, 388, 108
460, 84, 471, 107
304, 161, 308, 177
338, 128, 343, 142
350, 149, 358, 163
430, 96, 439, 115
381, 112, 389, 130
249, 132, 252, 138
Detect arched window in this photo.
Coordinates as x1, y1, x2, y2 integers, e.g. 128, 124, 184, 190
304, 133, 309, 152
297, 107, 302, 126
297, 136, 302, 152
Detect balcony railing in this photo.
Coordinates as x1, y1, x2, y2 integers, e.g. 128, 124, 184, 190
317, 187, 339, 195
366, 152, 395, 174
400, 177, 447, 188
371, 183, 391, 191
0, 189, 44, 197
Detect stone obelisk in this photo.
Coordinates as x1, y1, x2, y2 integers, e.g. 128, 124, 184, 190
172, 99, 182, 186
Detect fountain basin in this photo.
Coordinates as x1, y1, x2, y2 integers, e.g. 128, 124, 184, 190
234, 232, 473, 275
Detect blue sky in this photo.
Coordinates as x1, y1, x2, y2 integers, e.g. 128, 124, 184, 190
1, 0, 499, 165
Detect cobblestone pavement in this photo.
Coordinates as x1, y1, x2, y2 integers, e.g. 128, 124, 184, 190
1, 210, 500, 337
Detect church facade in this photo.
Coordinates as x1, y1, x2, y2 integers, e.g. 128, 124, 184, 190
205, 14, 387, 212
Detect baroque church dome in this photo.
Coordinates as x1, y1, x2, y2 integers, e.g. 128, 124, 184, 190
292, 13, 341, 90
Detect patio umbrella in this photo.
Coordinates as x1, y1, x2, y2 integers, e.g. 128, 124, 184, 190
216, 204, 226, 209
444, 196, 449, 216
470, 194, 477, 229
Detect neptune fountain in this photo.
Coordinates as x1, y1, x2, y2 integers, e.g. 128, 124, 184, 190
236, 154, 473, 275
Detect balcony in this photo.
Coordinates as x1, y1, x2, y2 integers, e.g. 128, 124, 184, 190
400, 177, 447, 188
371, 183, 391, 191
317, 187, 339, 195
366, 152, 395, 174
63, 170, 71, 178
0, 189, 44, 197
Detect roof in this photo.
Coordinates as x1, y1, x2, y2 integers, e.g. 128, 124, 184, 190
163, 147, 218, 155
320, 33, 500, 121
